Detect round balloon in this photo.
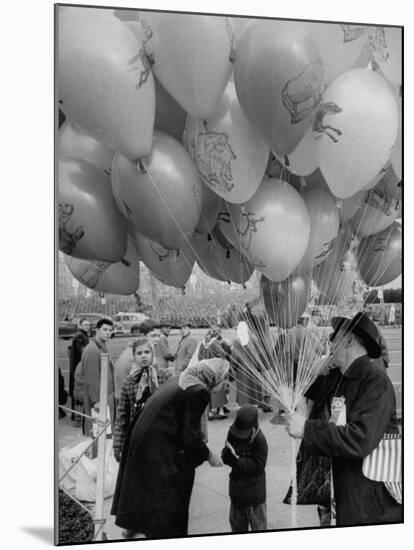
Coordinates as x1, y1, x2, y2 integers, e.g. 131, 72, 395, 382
260, 273, 310, 329
58, 156, 128, 261
195, 184, 223, 234
234, 19, 325, 156
313, 225, 356, 304
59, 120, 114, 175
351, 176, 401, 237
111, 131, 202, 251
227, 178, 311, 282
314, 68, 398, 199
215, 201, 243, 251
65, 235, 140, 295
391, 90, 402, 180
195, 226, 254, 285
186, 80, 269, 204
58, 9, 155, 160
139, 12, 233, 118
367, 26, 402, 89
133, 231, 195, 289
357, 222, 401, 287
292, 187, 339, 276
304, 22, 368, 86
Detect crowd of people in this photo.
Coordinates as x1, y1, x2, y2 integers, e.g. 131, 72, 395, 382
60, 305, 402, 538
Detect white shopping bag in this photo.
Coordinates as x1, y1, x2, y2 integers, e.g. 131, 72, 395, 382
91, 405, 112, 437
59, 439, 93, 492
75, 439, 118, 502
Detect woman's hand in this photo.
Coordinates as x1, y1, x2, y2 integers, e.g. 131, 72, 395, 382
208, 451, 223, 467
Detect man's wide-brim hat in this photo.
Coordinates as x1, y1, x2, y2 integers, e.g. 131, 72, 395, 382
329, 312, 381, 359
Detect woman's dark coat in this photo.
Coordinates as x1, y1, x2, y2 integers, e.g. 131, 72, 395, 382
111, 377, 210, 538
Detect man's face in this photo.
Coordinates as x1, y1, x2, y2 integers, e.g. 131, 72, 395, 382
96, 323, 112, 342
329, 329, 350, 371
148, 329, 161, 344
180, 325, 189, 336
161, 326, 170, 336
80, 320, 90, 333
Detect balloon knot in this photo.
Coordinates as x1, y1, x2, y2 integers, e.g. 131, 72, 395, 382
207, 233, 212, 241
121, 258, 131, 267
181, 287, 186, 295
284, 155, 290, 167
226, 250, 230, 259
227, 280, 231, 285
137, 159, 147, 173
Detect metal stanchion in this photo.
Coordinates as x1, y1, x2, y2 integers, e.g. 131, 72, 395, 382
94, 353, 109, 541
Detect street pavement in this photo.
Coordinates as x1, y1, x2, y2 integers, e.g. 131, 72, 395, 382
57, 326, 402, 540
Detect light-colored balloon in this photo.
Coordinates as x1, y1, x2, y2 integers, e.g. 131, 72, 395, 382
391, 90, 402, 180
65, 235, 140, 295
59, 120, 114, 175
292, 188, 339, 276
351, 175, 401, 237
186, 81, 269, 204
134, 232, 195, 289
367, 26, 402, 89
261, 273, 310, 328
234, 20, 325, 156
139, 12, 233, 118
314, 69, 399, 199
304, 22, 368, 86
58, 9, 155, 160
113, 9, 141, 22
111, 131, 202, 251
58, 157, 128, 261
227, 178, 311, 282
215, 201, 243, 251
357, 222, 402, 287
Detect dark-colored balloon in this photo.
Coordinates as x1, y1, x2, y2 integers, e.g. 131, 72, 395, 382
260, 273, 310, 328
357, 222, 402, 287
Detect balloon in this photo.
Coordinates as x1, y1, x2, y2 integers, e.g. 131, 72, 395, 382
314, 69, 398, 199
351, 174, 401, 237
391, 90, 402, 180
275, 126, 318, 177
58, 157, 128, 261
226, 178, 311, 282
126, 21, 188, 141
111, 131, 202, 251
215, 201, 243, 251
234, 20, 325, 156
260, 273, 310, 329
59, 121, 114, 175
304, 22, 368, 86
195, 184, 222, 234
58, 9, 155, 160
113, 9, 141, 22
193, 228, 254, 285
367, 26, 402, 88
313, 225, 357, 304
357, 222, 402, 287
133, 232, 195, 289
65, 235, 140, 295
292, 188, 340, 275
186, 81, 269, 204
139, 12, 233, 118
338, 190, 367, 223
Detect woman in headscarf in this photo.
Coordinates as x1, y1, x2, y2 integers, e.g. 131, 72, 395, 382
111, 358, 229, 539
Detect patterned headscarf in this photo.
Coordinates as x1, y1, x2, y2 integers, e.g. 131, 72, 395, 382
178, 358, 229, 391
129, 337, 158, 403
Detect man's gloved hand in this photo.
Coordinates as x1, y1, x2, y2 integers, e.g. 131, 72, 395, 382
114, 447, 122, 463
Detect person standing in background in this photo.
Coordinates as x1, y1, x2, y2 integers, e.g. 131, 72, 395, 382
175, 321, 198, 375
68, 318, 90, 425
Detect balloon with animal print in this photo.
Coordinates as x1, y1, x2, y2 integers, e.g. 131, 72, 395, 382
186, 80, 269, 204
58, 8, 155, 160
314, 69, 398, 199
234, 19, 325, 156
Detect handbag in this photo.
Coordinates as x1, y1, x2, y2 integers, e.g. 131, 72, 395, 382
362, 433, 402, 504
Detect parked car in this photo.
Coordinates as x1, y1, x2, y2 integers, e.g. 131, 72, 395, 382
114, 312, 150, 335
58, 320, 78, 340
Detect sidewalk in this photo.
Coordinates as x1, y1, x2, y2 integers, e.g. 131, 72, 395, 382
58, 396, 319, 541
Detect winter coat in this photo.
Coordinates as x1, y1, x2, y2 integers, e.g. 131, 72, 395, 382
68, 329, 89, 397
304, 355, 402, 526
175, 333, 198, 374
111, 377, 210, 538
222, 429, 268, 507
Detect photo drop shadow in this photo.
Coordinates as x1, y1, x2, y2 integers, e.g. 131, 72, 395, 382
21, 526, 54, 545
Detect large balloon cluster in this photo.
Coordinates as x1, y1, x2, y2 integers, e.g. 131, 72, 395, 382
58, 8, 402, 319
